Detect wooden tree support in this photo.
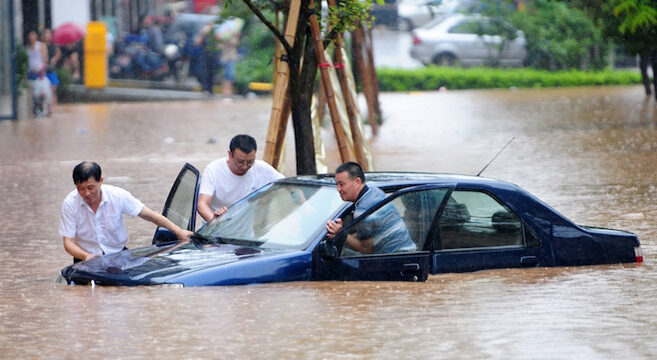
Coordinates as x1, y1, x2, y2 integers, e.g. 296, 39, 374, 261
353, 25, 380, 136
365, 27, 383, 121
308, 0, 352, 163
338, 48, 375, 171
263, 0, 301, 169
326, 0, 369, 170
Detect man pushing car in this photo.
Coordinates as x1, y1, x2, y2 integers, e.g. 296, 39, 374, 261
59, 161, 193, 263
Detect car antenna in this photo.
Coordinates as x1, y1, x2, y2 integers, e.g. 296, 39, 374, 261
476, 137, 515, 176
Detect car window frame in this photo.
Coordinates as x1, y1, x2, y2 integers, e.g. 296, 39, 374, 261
334, 184, 453, 258
428, 187, 536, 252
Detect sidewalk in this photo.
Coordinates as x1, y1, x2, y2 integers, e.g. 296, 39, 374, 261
65, 78, 234, 102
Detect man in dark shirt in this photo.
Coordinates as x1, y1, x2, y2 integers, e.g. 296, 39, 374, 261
325, 162, 415, 254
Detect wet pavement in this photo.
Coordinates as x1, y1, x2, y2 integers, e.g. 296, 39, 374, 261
1, 85, 657, 358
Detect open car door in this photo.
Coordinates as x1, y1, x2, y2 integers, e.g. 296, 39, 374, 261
315, 187, 449, 282
152, 163, 200, 244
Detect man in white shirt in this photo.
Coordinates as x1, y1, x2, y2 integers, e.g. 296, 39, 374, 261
59, 162, 193, 263
197, 134, 284, 222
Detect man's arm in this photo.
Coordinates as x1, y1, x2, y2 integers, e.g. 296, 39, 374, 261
63, 236, 97, 261
326, 219, 374, 254
138, 206, 193, 240
50, 47, 62, 68
344, 234, 374, 254
197, 194, 227, 223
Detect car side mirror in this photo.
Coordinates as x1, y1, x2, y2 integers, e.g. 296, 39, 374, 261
319, 239, 338, 260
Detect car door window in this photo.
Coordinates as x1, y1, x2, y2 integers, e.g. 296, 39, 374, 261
153, 163, 200, 244
449, 20, 477, 34
340, 188, 448, 256
437, 190, 523, 250
164, 168, 199, 230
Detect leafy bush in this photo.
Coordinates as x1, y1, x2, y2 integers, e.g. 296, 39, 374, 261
14, 42, 28, 95
509, 0, 608, 70
55, 67, 74, 100
376, 66, 642, 92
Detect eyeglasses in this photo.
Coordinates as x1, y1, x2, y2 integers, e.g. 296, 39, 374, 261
231, 152, 255, 167
235, 158, 255, 167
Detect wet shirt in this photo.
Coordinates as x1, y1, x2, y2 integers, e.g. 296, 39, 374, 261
351, 186, 416, 253
59, 185, 144, 256
199, 158, 284, 211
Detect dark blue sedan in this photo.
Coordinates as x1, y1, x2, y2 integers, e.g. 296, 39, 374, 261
60, 163, 643, 286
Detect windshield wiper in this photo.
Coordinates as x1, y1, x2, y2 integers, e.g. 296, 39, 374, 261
222, 238, 266, 247
189, 233, 227, 246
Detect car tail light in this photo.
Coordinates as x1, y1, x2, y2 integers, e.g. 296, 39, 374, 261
634, 246, 643, 263
412, 35, 421, 45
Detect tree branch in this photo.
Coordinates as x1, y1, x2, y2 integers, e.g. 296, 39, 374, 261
323, 28, 339, 49
240, 0, 293, 54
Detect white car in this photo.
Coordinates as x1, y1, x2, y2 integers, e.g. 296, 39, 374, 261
398, 0, 477, 30
409, 13, 526, 67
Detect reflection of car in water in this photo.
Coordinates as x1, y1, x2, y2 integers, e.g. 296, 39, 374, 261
410, 13, 526, 66
60, 163, 643, 286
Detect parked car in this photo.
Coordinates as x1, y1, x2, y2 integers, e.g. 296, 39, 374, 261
59, 163, 642, 286
371, 0, 399, 28
410, 13, 526, 66
398, 0, 481, 31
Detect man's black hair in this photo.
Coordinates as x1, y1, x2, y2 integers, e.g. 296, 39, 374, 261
72, 161, 102, 184
335, 161, 365, 183
229, 134, 257, 154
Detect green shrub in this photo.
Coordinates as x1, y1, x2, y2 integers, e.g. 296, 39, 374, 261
14, 42, 28, 95
510, 0, 608, 70
55, 67, 74, 100
376, 66, 642, 92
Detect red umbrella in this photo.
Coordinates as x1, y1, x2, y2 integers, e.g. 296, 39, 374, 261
52, 22, 85, 45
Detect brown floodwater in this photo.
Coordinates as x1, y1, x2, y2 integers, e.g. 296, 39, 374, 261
1, 86, 656, 358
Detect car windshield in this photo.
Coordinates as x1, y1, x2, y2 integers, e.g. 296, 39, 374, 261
197, 182, 346, 249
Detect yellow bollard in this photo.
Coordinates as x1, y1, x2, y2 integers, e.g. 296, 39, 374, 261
84, 22, 107, 88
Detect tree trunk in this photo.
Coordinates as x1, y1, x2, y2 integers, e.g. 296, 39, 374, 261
289, 25, 318, 175
640, 53, 652, 96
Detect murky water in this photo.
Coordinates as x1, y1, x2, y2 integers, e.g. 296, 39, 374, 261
2, 86, 657, 359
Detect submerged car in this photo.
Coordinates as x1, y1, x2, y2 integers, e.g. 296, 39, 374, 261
60, 163, 642, 286
410, 13, 526, 66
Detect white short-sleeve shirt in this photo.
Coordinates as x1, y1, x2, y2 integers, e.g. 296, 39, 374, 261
199, 158, 284, 211
59, 184, 145, 256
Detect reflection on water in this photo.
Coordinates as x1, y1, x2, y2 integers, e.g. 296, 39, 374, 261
1, 86, 657, 358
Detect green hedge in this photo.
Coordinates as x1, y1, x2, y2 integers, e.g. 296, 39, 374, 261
376, 67, 642, 92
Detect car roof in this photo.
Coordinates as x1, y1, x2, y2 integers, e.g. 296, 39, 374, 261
419, 12, 491, 30
280, 171, 517, 190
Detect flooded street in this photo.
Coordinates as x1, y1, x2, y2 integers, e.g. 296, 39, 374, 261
2, 85, 657, 358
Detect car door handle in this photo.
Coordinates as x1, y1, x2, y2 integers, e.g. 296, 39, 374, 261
520, 256, 538, 267
402, 263, 420, 271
